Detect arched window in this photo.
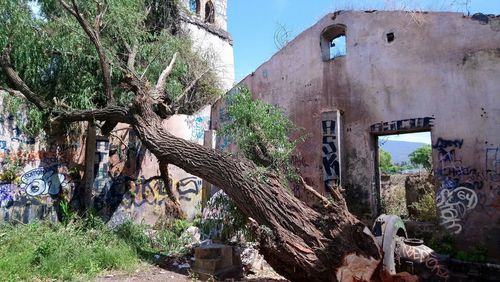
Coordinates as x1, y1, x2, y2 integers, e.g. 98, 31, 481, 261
321, 24, 347, 61
205, 1, 215, 23
189, 0, 200, 15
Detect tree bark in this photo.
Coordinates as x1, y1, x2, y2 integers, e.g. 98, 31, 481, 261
129, 97, 382, 282
81, 122, 97, 212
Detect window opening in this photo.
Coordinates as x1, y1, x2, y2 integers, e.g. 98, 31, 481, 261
386, 32, 395, 43
321, 24, 346, 61
205, 1, 215, 23
189, 0, 199, 14
330, 35, 346, 59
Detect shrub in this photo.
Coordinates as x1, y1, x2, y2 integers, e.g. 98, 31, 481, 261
115, 219, 193, 257
408, 189, 438, 222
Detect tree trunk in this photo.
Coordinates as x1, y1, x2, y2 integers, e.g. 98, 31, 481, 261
74, 122, 96, 213
129, 99, 382, 282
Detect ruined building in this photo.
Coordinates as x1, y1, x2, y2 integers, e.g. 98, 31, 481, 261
212, 11, 500, 259
0, 0, 234, 223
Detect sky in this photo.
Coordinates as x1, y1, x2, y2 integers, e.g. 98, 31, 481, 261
226, 0, 500, 144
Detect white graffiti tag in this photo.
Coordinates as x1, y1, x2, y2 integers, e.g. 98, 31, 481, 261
436, 187, 477, 234
20, 167, 68, 196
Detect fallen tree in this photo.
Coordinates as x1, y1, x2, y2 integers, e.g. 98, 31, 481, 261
0, 1, 381, 281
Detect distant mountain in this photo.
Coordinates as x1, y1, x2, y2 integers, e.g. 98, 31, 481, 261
379, 140, 428, 164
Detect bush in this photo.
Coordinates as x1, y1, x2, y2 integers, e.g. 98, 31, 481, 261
0, 219, 138, 281
115, 219, 193, 257
408, 190, 438, 222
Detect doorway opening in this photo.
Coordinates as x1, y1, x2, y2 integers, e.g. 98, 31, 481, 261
376, 131, 434, 220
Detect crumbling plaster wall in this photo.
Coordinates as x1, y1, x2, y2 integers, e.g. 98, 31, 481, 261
213, 11, 500, 258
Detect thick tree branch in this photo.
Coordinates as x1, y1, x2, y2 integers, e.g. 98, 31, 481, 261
0, 48, 50, 110
51, 106, 130, 124
59, 0, 114, 104
155, 52, 178, 94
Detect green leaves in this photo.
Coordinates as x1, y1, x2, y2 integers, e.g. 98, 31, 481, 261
221, 87, 305, 182
1, 0, 222, 136
409, 145, 432, 171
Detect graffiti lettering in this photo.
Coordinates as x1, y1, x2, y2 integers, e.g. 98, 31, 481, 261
321, 112, 341, 192
433, 138, 463, 150
436, 187, 477, 234
185, 115, 208, 143
370, 117, 434, 133
424, 253, 450, 280
176, 176, 201, 201
20, 166, 68, 196
401, 244, 449, 280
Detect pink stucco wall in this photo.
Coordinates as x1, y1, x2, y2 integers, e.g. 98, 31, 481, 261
212, 11, 500, 259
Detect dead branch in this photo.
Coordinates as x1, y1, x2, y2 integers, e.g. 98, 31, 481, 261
124, 40, 138, 73
155, 52, 178, 94
300, 177, 331, 207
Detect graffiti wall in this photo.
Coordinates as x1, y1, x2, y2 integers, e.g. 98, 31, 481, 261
105, 106, 211, 225
0, 91, 82, 223
0, 91, 210, 226
165, 105, 211, 219
432, 138, 499, 236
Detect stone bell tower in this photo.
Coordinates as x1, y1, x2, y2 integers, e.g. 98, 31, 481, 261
180, 0, 234, 90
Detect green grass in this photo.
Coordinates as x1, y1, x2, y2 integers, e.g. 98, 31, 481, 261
0, 219, 138, 281
0, 217, 195, 281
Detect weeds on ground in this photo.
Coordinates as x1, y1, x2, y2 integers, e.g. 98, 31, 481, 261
115, 219, 193, 258
428, 233, 488, 263
0, 218, 138, 281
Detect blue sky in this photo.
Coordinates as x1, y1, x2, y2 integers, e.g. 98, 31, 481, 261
228, 0, 500, 82
227, 1, 500, 144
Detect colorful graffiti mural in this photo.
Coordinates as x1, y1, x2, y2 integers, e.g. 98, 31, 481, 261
185, 115, 209, 143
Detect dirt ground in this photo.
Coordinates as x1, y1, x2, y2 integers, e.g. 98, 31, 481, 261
95, 262, 288, 282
